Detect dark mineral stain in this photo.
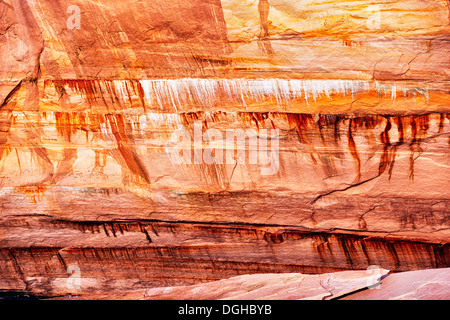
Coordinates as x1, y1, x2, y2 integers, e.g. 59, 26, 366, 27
347, 118, 361, 182
11, 107, 447, 191
172, 111, 445, 182
50, 80, 147, 110
408, 115, 429, 181
286, 113, 313, 143
258, 0, 270, 38
105, 114, 150, 184
53, 111, 151, 184
378, 116, 392, 176
263, 232, 285, 244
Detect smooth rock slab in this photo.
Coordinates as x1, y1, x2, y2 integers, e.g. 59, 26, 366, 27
50, 268, 450, 300
341, 268, 450, 300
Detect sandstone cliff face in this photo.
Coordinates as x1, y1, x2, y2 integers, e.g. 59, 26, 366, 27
0, 0, 449, 298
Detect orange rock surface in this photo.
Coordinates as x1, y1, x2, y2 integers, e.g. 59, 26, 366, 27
0, 0, 449, 299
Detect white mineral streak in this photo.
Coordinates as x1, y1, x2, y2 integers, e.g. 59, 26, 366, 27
35, 111, 181, 142
139, 79, 373, 109
58, 79, 425, 111
112, 80, 130, 101
100, 122, 112, 141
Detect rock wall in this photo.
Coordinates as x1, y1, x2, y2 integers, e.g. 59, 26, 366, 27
0, 0, 449, 297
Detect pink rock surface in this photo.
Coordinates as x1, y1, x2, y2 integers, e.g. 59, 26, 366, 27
142, 269, 391, 300
341, 268, 450, 300
0, 0, 449, 298
49, 268, 450, 300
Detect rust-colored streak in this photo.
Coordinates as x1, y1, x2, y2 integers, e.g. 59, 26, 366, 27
1, 225, 447, 294
447, 0, 450, 23
313, 115, 338, 177
60, 80, 99, 106
410, 116, 418, 142
104, 81, 120, 107
54, 112, 93, 143
14, 185, 47, 204
417, 114, 430, 137
53, 148, 77, 184
438, 113, 445, 133
258, 0, 270, 38
379, 116, 392, 176
347, 119, 361, 182
252, 112, 269, 130
230, 112, 445, 182
0, 114, 13, 162
286, 113, 313, 143
94, 150, 107, 173
408, 116, 426, 181
237, 112, 271, 131
3, 110, 447, 193
394, 116, 406, 143
105, 114, 150, 184
55, 112, 74, 142
133, 80, 147, 110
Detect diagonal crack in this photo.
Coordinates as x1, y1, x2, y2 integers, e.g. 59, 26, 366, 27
0, 80, 22, 109
311, 173, 382, 206
358, 204, 384, 230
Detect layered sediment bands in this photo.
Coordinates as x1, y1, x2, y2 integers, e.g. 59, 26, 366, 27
1, 88, 450, 294
1, 108, 448, 190
20, 0, 231, 79
0, 228, 447, 296
3, 1, 450, 83
48, 268, 448, 300
0, 106, 449, 296
1, 0, 450, 297
223, 0, 450, 40
35, 78, 450, 114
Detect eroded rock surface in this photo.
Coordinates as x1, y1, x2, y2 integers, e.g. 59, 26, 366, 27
47, 268, 450, 300
0, 0, 449, 298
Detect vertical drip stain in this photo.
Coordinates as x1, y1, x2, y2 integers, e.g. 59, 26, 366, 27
317, 115, 327, 142
48, 79, 376, 111
379, 116, 392, 176
258, 0, 270, 38
44, 79, 440, 116
9, 108, 447, 189
438, 114, 445, 133
105, 114, 150, 184
14, 186, 47, 204
282, 112, 442, 183
316, 115, 338, 177
408, 115, 429, 181
286, 113, 313, 144
347, 119, 361, 182
42, 79, 441, 118
394, 116, 406, 144
417, 114, 430, 135
134, 80, 147, 110
51, 80, 148, 110
409, 117, 418, 180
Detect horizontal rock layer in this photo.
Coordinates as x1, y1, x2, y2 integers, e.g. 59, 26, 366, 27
0, 0, 449, 298
44, 268, 450, 300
